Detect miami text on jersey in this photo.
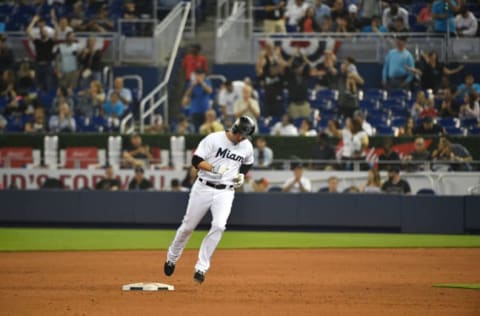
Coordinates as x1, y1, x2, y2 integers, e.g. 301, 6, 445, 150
215, 147, 245, 162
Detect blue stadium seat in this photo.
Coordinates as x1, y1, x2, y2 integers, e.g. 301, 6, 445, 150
375, 125, 394, 136
391, 116, 407, 127
468, 127, 480, 135
389, 106, 410, 117
461, 118, 478, 128
364, 89, 386, 101
417, 188, 436, 195
387, 89, 411, 101
437, 117, 457, 128
359, 99, 378, 112
445, 126, 464, 136
317, 89, 337, 101
268, 187, 283, 192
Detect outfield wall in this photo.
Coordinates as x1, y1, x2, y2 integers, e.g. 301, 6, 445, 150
1, 191, 479, 234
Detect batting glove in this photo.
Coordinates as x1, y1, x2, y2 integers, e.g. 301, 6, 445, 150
233, 173, 245, 188
212, 164, 229, 175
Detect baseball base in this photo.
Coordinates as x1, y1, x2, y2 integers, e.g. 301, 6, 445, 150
122, 282, 175, 291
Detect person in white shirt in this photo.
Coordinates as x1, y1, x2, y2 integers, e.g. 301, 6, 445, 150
29, 16, 55, 39
51, 10, 73, 40
253, 137, 274, 168
285, 0, 310, 32
56, 31, 79, 90
234, 85, 261, 129
353, 110, 373, 136
218, 80, 241, 121
382, 3, 409, 30
271, 114, 299, 136
298, 119, 318, 136
455, 6, 478, 37
282, 164, 312, 193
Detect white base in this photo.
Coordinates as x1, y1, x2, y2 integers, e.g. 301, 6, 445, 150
122, 282, 175, 291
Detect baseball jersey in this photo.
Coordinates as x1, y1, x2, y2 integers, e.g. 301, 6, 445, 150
195, 131, 254, 184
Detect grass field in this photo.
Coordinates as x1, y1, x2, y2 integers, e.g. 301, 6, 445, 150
1, 228, 480, 251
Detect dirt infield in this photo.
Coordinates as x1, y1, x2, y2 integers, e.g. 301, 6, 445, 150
0, 249, 479, 316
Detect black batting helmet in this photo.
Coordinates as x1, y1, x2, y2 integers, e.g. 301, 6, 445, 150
231, 116, 255, 137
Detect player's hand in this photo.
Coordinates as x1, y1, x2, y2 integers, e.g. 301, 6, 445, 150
233, 173, 245, 189
212, 164, 229, 175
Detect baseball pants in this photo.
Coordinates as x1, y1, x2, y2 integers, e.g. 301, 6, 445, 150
167, 180, 235, 272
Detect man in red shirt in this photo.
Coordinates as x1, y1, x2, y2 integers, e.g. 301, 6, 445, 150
182, 44, 208, 82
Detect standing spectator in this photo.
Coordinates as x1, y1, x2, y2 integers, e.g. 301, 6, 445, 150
271, 114, 299, 136
455, 74, 480, 99
122, 133, 153, 168
199, 109, 224, 135
359, 0, 382, 25
263, 0, 286, 33
128, 166, 153, 190
0, 34, 14, 73
24, 107, 48, 133
182, 68, 213, 130
417, 0, 434, 31
381, 166, 411, 194
107, 77, 133, 111
311, 132, 336, 170
78, 36, 103, 87
181, 166, 198, 190
285, 0, 310, 32
298, 119, 317, 136
418, 51, 464, 92
437, 88, 460, 118
95, 165, 120, 190
233, 85, 261, 127
308, 50, 337, 90
253, 137, 274, 169
92, 4, 115, 32
49, 102, 76, 132
337, 57, 364, 118
70, 0, 87, 31
382, 3, 409, 31
378, 138, 400, 171
182, 44, 208, 82
361, 15, 387, 33
298, 6, 321, 32
361, 169, 382, 193
459, 92, 480, 121
28, 16, 55, 39
382, 36, 414, 90
256, 41, 286, 117
455, 6, 478, 36
413, 116, 445, 135
217, 80, 240, 122
16, 62, 36, 95
56, 31, 79, 90
75, 80, 105, 117
51, 10, 73, 40
282, 164, 312, 193
313, 0, 331, 27
431, 0, 459, 34
27, 15, 56, 92
50, 86, 74, 115
285, 54, 311, 119
403, 137, 431, 171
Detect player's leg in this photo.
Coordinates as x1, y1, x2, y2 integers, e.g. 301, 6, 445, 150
195, 189, 235, 275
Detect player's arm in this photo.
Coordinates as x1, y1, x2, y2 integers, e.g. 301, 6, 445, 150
192, 155, 214, 172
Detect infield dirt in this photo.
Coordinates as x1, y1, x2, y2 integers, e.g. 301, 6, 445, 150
0, 249, 479, 315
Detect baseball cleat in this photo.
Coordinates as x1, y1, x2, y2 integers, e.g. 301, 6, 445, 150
193, 270, 205, 284
164, 261, 175, 276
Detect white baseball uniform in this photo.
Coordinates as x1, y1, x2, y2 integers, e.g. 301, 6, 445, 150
167, 131, 254, 273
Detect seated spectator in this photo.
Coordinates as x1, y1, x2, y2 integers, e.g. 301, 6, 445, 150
455, 74, 480, 99
217, 80, 240, 122
103, 92, 124, 124
397, 117, 415, 137
171, 178, 189, 192
56, 31, 79, 90
378, 138, 400, 171
299, 6, 321, 32
49, 102, 76, 132
362, 15, 387, 33
411, 91, 431, 119
146, 114, 168, 134
353, 110, 373, 136
174, 114, 195, 135
437, 88, 460, 118
381, 166, 411, 194
417, 0, 433, 31
282, 164, 312, 193
330, 0, 347, 22
382, 3, 409, 31
308, 50, 338, 90
311, 133, 336, 170
346, 4, 361, 32
420, 98, 438, 118
0, 114, 6, 132
182, 68, 213, 130
455, 6, 478, 37
313, 0, 331, 27
24, 107, 47, 133
344, 185, 360, 193
431, 0, 459, 34
16, 62, 36, 95
271, 114, 299, 136
299, 119, 317, 136
128, 166, 153, 190
319, 176, 339, 193
234, 85, 260, 128
413, 116, 445, 135
252, 178, 270, 193
382, 36, 414, 90
324, 119, 341, 137
0, 34, 14, 73
122, 133, 153, 168
361, 169, 382, 193
334, 13, 350, 33
51, 86, 74, 115
285, 54, 311, 119
320, 15, 335, 32
432, 136, 472, 171
182, 44, 208, 82
70, 1, 87, 31
254, 137, 274, 169
459, 92, 480, 121
285, 0, 309, 32
403, 137, 431, 171
92, 4, 115, 32
76, 80, 105, 117
181, 166, 198, 190
390, 16, 409, 32
95, 165, 120, 190
78, 36, 103, 87
199, 109, 224, 135
108, 77, 132, 111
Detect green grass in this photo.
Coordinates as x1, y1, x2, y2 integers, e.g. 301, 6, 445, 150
0, 228, 480, 251
433, 284, 480, 290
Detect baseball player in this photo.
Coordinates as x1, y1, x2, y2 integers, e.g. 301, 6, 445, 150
164, 116, 255, 284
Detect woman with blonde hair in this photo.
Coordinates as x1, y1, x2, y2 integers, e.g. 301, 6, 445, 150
362, 169, 382, 193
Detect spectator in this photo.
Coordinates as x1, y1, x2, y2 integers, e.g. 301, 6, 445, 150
92, 4, 115, 32
344, 185, 360, 193
334, 13, 350, 33
70, 0, 87, 31
50, 86, 74, 115
455, 6, 478, 36
253, 137, 274, 169
459, 92, 480, 121
382, 36, 414, 90
282, 164, 312, 193
256, 41, 286, 117
182, 68, 212, 130
199, 109, 224, 135
76, 80, 105, 117
285, 0, 310, 32
285, 53, 311, 119
1, 82, 20, 117
397, 116, 415, 137
437, 87, 460, 118
56, 31, 79, 90
181, 166, 198, 190
455, 74, 480, 99
338, 57, 364, 117
420, 99, 438, 118
382, 3, 409, 31
182, 44, 208, 82
95, 165, 120, 190
174, 114, 195, 135
330, 0, 347, 22
381, 166, 411, 194
308, 50, 337, 90
431, 0, 459, 34
298, 119, 317, 136
49, 102, 76, 132
122, 1, 139, 19
361, 169, 382, 193
252, 178, 270, 192
346, 4, 362, 32
0, 34, 14, 73
27, 15, 56, 92
51, 10, 73, 40
403, 137, 431, 171
418, 51, 464, 92
313, 0, 331, 27
108, 77, 133, 111
432, 136, 472, 171
234, 85, 260, 127
78, 36, 103, 87
16, 62, 36, 95
378, 138, 400, 171
0, 114, 6, 132
263, 0, 287, 33
390, 16, 409, 32
320, 15, 335, 32
299, 6, 321, 32
411, 91, 432, 119
311, 132, 336, 170
353, 110, 373, 136
417, 0, 434, 31
103, 92, 124, 119
128, 166, 153, 190
171, 178, 189, 192
28, 15, 55, 39
320, 176, 339, 193
350, 116, 369, 165
122, 133, 153, 168
361, 15, 387, 33
271, 114, 299, 136
146, 114, 168, 134
324, 119, 341, 137
24, 107, 47, 133
413, 116, 445, 136
217, 80, 240, 122
359, 0, 382, 25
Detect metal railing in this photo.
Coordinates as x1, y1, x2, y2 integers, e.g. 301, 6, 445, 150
120, 1, 191, 134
